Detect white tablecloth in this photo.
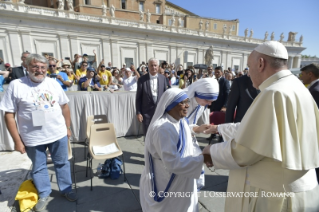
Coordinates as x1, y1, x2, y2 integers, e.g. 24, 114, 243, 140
0, 90, 209, 150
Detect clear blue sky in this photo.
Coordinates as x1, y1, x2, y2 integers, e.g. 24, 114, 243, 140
169, 0, 319, 57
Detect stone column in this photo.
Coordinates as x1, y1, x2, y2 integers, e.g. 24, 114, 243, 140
146, 43, 153, 61
20, 30, 33, 53
138, 42, 147, 64
110, 39, 119, 67
287, 56, 293, 69
7, 29, 22, 66
102, 39, 111, 62
59, 34, 70, 59
170, 46, 176, 64
68, 35, 79, 58
242, 53, 248, 70
293, 55, 301, 68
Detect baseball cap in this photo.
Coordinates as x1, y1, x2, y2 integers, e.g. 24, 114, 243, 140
123, 63, 126, 66
244, 68, 249, 70
164, 70, 170, 74
101, 64, 106, 67
5, 63, 10, 67
125, 68, 131, 72
254, 41, 288, 60
87, 67, 95, 72
83, 53, 88, 57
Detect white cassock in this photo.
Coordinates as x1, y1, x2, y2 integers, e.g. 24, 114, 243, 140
185, 78, 219, 189
210, 70, 319, 212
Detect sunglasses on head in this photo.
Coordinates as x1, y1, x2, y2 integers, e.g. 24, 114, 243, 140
49, 65, 56, 68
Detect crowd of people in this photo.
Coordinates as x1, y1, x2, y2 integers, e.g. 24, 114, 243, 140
0, 49, 264, 94
1, 41, 319, 212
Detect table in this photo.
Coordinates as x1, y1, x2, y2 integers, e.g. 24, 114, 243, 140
0, 90, 209, 150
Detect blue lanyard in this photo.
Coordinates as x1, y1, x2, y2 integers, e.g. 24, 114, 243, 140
149, 119, 186, 202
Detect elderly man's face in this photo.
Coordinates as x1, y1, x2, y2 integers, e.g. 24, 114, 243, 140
169, 98, 190, 119
148, 60, 158, 76
108, 62, 112, 67
28, 60, 47, 83
49, 61, 57, 73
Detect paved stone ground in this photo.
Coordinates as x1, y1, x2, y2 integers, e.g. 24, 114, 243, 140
3, 134, 228, 212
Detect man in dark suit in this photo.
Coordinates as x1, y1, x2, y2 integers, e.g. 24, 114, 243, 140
208, 66, 230, 141
136, 58, 168, 136
211, 66, 230, 111
8, 51, 30, 83
225, 74, 259, 123
299, 63, 319, 183
300, 63, 319, 107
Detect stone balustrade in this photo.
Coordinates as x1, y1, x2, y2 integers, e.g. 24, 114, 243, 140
0, 2, 303, 47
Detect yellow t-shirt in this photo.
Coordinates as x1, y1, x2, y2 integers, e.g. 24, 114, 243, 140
47, 70, 59, 75
76, 69, 87, 78
68, 74, 75, 81
99, 70, 112, 85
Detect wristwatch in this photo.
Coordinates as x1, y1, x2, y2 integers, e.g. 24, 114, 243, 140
67, 126, 71, 130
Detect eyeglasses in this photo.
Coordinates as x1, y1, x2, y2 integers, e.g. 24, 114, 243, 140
207, 69, 212, 71
30, 65, 47, 70
82, 65, 88, 67
49, 65, 56, 68
179, 100, 190, 106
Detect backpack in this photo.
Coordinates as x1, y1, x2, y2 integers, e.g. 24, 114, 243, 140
98, 157, 123, 180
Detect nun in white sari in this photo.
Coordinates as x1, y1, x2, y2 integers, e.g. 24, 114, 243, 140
139, 88, 209, 212
184, 78, 219, 189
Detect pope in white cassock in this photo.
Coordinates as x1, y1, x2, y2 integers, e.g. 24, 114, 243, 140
139, 88, 211, 212
184, 78, 219, 190
203, 41, 319, 211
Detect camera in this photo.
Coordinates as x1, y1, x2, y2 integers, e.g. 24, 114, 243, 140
65, 57, 70, 60
50, 74, 57, 78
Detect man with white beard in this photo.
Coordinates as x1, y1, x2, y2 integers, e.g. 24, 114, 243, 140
0, 54, 77, 211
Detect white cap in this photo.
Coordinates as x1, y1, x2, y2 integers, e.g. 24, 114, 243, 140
125, 68, 131, 72
254, 41, 288, 60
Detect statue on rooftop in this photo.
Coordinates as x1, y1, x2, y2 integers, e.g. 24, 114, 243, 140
171, 13, 175, 26
264, 31, 268, 41
244, 28, 248, 38
205, 20, 209, 31
199, 19, 203, 30
146, 9, 151, 23
299, 35, 303, 43
58, 0, 64, 10
102, 4, 107, 16
271, 32, 275, 41
139, 10, 144, 22
110, 5, 115, 18
279, 33, 284, 42
249, 29, 253, 39
66, 0, 73, 11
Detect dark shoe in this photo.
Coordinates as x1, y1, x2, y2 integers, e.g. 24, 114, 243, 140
64, 191, 78, 202
34, 196, 49, 211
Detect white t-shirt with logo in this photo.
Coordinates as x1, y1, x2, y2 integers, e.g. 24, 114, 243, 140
0, 76, 69, 147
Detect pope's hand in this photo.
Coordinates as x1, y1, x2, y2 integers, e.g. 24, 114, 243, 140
194, 124, 211, 133
137, 114, 143, 122
203, 125, 218, 134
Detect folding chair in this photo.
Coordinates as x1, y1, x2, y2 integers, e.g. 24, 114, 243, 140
84, 115, 108, 159
86, 123, 126, 191
68, 139, 77, 190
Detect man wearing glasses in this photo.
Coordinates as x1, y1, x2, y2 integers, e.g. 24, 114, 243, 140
47, 60, 71, 91
0, 54, 77, 211
8, 51, 30, 83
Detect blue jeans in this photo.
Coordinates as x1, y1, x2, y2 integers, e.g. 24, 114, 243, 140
25, 136, 72, 198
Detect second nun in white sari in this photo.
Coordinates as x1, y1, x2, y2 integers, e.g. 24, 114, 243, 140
185, 78, 219, 189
